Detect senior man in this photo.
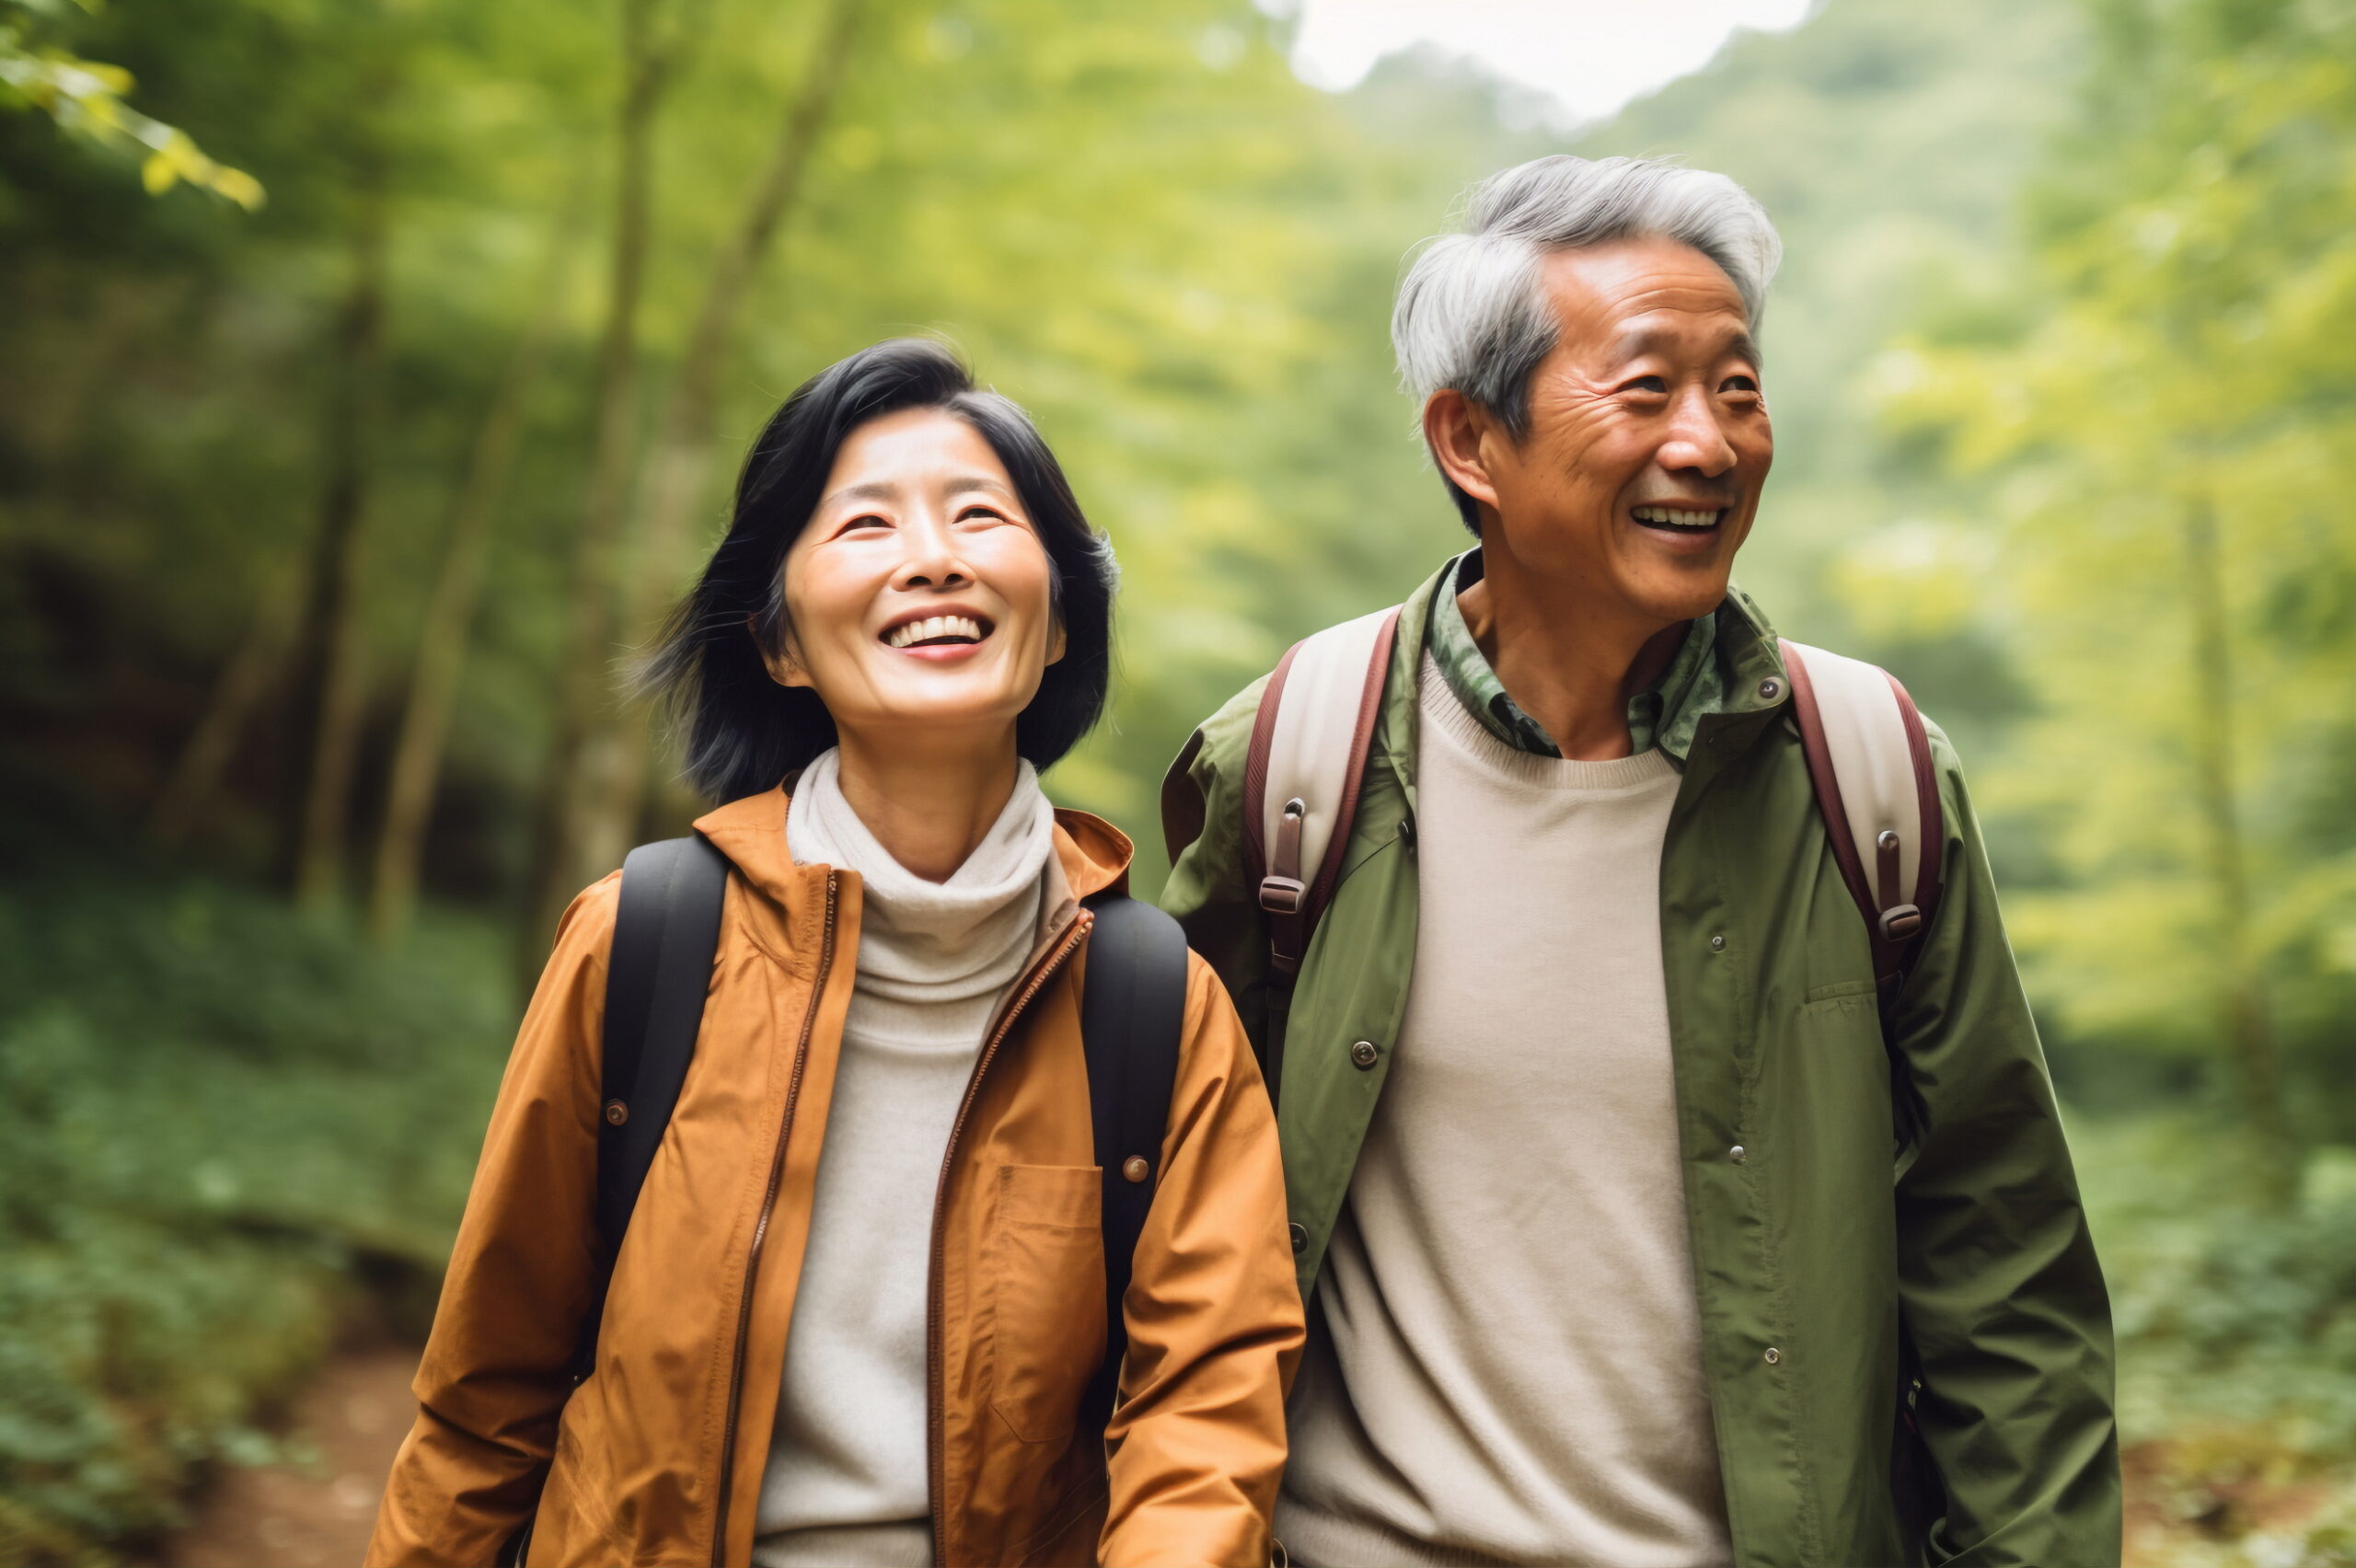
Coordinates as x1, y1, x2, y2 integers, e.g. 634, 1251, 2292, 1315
1161, 156, 2119, 1567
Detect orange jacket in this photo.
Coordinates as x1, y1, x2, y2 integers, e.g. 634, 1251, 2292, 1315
367, 788, 1302, 1567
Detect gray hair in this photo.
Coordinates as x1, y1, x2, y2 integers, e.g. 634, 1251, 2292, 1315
1392, 155, 1782, 452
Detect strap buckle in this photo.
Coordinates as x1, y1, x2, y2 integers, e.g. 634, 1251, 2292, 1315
1878, 904, 1923, 941
1259, 875, 1306, 916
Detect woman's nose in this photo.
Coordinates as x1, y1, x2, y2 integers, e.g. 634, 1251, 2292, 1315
891, 511, 972, 591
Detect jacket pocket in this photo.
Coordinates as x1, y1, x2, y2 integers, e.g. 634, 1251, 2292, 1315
985, 1163, 1106, 1446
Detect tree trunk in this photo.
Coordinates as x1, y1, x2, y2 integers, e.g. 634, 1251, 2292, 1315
150, 568, 300, 846
2182, 495, 2292, 1201
517, 0, 683, 983
365, 206, 579, 947
576, 0, 864, 877
292, 175, 390, 913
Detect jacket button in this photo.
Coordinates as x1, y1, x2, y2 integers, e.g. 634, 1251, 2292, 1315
1763, 1346, 1783, 1365
603, 1101, 629, 1126
1758, 677, 1783, 701
1122, 1156, 1150, 1184
1288, 1222, 1308, 1255
1710, 933, 1726, 951
1730, 1145, 1747, 1164
1350, 1040, 1380, 1069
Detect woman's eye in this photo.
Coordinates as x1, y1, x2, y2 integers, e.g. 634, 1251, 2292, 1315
841, 513, 892, 533
956, 506, 1010, 526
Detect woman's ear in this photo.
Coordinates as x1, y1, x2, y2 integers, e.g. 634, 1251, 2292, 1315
753, 615, 813, 689
1045, 615, 1067, 667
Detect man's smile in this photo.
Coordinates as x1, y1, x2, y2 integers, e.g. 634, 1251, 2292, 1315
1630, 504, 1727, 532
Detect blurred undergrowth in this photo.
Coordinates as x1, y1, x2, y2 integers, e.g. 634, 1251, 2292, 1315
0, 792, 506, 1565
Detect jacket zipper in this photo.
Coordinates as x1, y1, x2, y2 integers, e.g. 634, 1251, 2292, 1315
710, 870, 838, 1567
926, 911, 1092, 1566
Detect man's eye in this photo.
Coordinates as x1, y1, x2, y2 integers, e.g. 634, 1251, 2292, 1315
1622, 375, 1669, 396
1722, 375, 1761, 394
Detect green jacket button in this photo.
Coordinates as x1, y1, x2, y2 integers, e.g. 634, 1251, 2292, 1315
1730, 1145, 1747, 1164
1350, 1040, 1380, 1069
1288, 1223, 1309, 1255
1763, 1346, 1783, 1365
1710, 933, 1726, 951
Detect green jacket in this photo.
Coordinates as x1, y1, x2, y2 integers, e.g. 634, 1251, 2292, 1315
1159, 561, 2120, 1568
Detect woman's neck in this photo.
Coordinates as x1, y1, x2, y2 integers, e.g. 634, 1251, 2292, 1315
830, 729, 1022, 883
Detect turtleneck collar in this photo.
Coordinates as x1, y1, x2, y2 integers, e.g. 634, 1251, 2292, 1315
784, 746, 1057, 1010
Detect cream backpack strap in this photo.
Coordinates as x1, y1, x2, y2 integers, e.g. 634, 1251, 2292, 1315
1778, 640, 1946, 994
1242, 605, 1402, 974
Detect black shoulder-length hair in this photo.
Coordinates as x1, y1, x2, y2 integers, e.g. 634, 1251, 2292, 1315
642, 338, 1117, 803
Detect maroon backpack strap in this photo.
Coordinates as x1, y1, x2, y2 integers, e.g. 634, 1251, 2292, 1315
1244, 607, 1401, 976
1780, 640, 1945, 1002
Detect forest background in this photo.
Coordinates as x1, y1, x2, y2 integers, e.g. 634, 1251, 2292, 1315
4, 0, 2354, 1562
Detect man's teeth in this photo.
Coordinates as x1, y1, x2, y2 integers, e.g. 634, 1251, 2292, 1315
885, 615, 985, 649
1632, 505, 1724, 529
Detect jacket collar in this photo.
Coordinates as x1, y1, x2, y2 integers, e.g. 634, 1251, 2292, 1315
1377, 554, 1793, 797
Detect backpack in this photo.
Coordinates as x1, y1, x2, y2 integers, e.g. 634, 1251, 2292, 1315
1229, 609, 1944, 1113
1211, 610, 1949, 1558
582, 836, 1186, 1432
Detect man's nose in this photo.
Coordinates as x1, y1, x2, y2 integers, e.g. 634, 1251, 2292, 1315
892, 509, 972, 592
1657, 386, 1738, 478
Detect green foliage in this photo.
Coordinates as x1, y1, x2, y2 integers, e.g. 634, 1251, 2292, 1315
2084, 1122, 2356, 1451
1878, 0, 2356, 1131
0, 0, 260, 208
0, 821, 510, 1563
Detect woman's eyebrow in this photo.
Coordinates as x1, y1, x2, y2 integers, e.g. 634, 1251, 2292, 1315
943, 474, 1018, 502
822, 479, 899, 508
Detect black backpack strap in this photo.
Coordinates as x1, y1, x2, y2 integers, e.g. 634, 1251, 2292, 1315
1076, 892, 1189, 1435
579, 833, 730, 1366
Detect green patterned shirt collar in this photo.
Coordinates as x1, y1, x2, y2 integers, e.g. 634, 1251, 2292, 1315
1423, 548, 1726, 764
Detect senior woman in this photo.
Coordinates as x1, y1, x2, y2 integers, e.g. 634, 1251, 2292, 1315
368, 340, 1302, 1568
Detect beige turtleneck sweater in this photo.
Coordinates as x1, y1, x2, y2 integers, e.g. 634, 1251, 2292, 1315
752, 748, 1057, 1568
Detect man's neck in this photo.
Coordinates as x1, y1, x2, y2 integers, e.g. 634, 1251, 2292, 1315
831, 728, 1021, 883
1458, 544, 1689, 762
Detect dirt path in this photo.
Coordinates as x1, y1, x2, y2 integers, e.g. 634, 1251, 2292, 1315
159, 1345, 419, 1568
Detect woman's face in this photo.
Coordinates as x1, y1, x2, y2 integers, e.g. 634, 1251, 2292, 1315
768, 407, 1064, 755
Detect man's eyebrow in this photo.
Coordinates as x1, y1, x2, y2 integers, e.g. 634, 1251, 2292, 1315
1612, 324, 1766, 368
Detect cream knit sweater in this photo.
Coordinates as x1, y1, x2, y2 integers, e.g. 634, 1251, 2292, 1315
752, 748, 1056, 1568
1276, 658, 1732, 1568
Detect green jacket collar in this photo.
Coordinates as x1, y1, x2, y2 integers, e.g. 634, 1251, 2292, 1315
1392, 552, 1787, 784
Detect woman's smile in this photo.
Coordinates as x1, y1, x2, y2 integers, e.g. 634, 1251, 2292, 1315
879, 607, 997, 658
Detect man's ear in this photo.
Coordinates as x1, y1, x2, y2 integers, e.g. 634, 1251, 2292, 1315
753, 616, 813, 689
1423, 388, 1504, 513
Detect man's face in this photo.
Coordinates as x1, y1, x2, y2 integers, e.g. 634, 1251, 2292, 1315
1445, 236, 1773, 627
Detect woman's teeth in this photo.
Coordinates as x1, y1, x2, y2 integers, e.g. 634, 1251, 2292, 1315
1632, 506, 1724, 529
885, 615, 986, 649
